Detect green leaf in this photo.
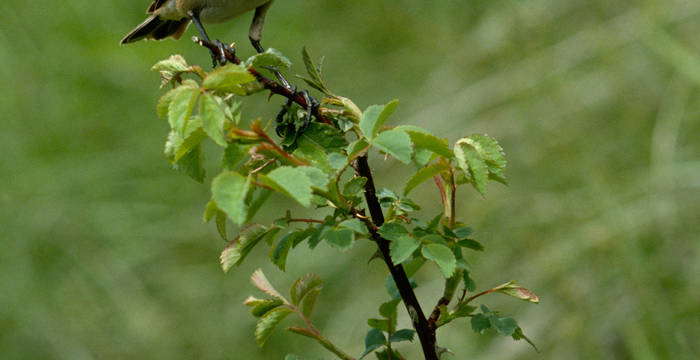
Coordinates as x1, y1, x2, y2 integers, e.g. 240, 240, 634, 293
151, 54, 189, 73
204, 198, 218, 222
379, 298, 400, 319
337, 218, 368, 235
295, 140, 332, 174
367, 318, 390, 332
469, 134, 506, 169
373, 129, 412, 164
404, 130, 453, 159
168, 85, 200, 135
244, 297, 284, 317
298, 123, 347, 152
203, 64, 256, 95
297, 166, 329, 190
343, 177, 367, 197
176, 144, 205, 182
453, 226, 473, 238
328, 152, 347, 170
270, 234, 294, 271
347, 138, 370, 159
360, 328, 386, 359
157, 86, 180, 119
300, 47, 331, 95
164, 117, 207, 163
290, 273, 324, 306
220, 226, 270, 272
389, 234, 420, 265
212, 171, 250, 225
324, 228, 355, 250
359, 104, 383, 140
389, 329, 415, 343
255, 307, 292, 347
262, 166, 313, 207
403, 162, 449, 195
246, 188, 272, 222
457, 239, 484, 251
300, 288, 321, 318
454, 139, 489, 196
421, 243, 456, 278
462, 271, 476, 292
490, 315, 518, 336
471, 313, 491, 334
245, 48, 292, 70
200, 93, 228, 146
215, 210, 227, 241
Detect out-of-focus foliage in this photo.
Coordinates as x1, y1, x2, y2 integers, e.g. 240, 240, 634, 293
0, 0, 698, 359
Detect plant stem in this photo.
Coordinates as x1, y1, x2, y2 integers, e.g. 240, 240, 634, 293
355, 155, 438, 360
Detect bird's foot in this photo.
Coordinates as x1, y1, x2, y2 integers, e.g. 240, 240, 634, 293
209, 39, 235, 67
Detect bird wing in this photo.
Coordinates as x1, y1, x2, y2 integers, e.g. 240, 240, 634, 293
146, 0, 169, 14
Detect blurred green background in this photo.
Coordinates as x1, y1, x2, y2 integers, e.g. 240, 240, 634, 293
1, 0, 699, 358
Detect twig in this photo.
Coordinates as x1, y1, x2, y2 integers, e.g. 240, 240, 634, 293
192, 36, 332, 125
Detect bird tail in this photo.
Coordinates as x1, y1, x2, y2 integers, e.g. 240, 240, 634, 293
120, 15, 190, 45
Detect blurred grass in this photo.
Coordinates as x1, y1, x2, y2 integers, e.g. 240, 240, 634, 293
1, 0, 699, 359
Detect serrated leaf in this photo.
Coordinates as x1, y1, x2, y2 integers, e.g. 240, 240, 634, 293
244, 297, 284, 317
212, 171, 249, 225
215, 210, 227, 240
343, 177, 367, 197
300, 287, 320, 318
359, 328, 386, 359
404, 130, 453, 159
490, 315, 518, 336
359, 105, 383, 140
203, 64, 256, 95
373, 129, 412, 164
251, 269, 285, 300
421, 243, 456, 278
328, 152, 347, 170
176, 144, 205, 182
324, 228, 355, 250
262, 166, 313, 207
453, 226, 473, 238
245, 48, 292, 69
379, 298, 400, 319
290, 273, 323, 306
462, 271, 476, 291
337, 218, 368, 235
220, 226, 270, 272
471, 313, 491, 334
157, 86, 180, 119
347, 138, 370, 159
168, 85, 200, 134
297, 166, 329, 190
454, 139, 489, 196
389, 329, 415, 343
469, 134, 506, 169
367, 318, 390, 332
404, 162, 449, 196
255, 307, 292, 347
389, 234, 420, 265
299, 123, 347, 151
270, 234, 293, 271
151, 54, 189, 73
458, 239, 484, 251
200, 93, 228, 146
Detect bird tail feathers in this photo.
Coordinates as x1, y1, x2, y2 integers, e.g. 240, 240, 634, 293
120, 15, 190, 45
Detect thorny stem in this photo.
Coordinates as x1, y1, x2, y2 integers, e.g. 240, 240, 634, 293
193, 37, 332, 126
355, 155, 439, 360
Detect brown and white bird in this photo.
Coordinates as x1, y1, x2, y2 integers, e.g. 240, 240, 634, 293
121, 0, 275, 61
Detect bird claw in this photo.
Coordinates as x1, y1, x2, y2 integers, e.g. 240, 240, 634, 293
210, 39, 235, 67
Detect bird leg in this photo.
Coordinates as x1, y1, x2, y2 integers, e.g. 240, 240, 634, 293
188, 10, 233, 67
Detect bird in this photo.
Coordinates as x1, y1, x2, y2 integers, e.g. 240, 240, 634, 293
121, 0, 275, 64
